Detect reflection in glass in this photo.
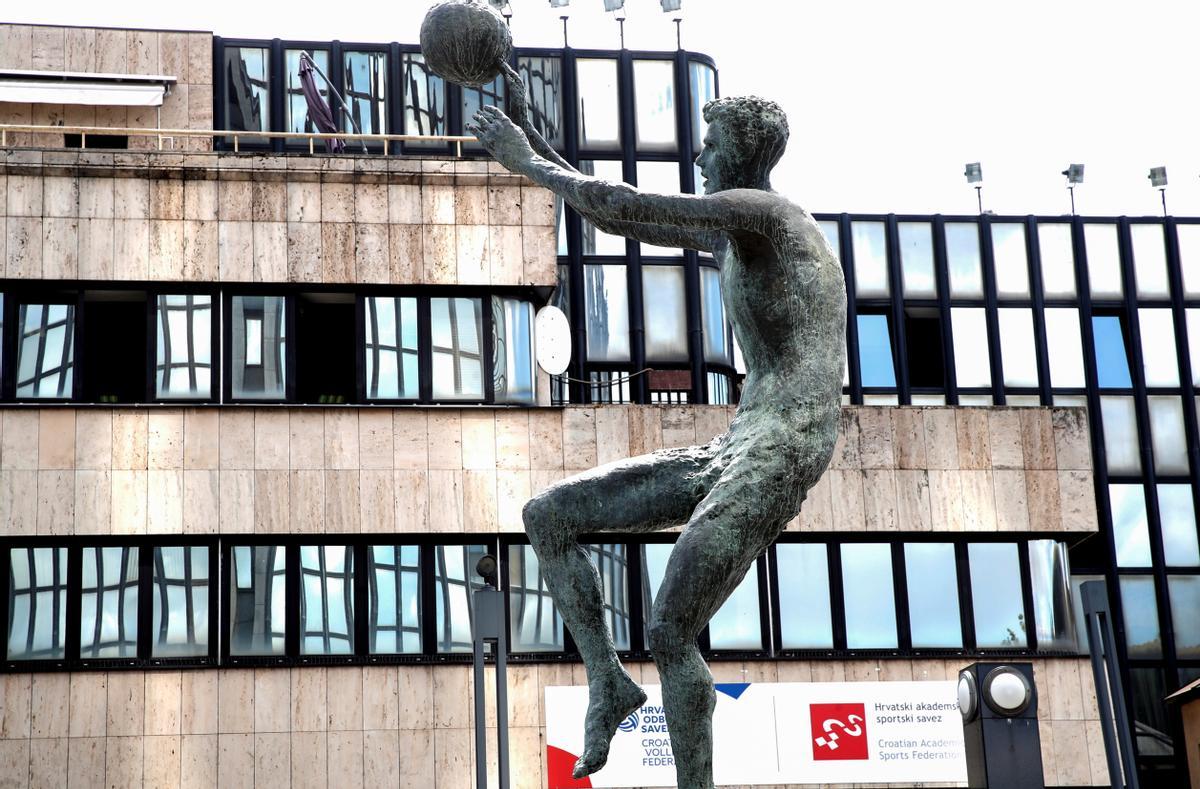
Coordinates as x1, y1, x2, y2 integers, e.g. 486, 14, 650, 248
7, 547, 68, 660
430, 297, 483, 400
16, 303, 75, 398
1038, 223, 1076, 297
518, 56, 563, 148
1101, 397, 1141, 475
508, 545, 564, 652
1120, 576, 1161, 658
904, 543, 962, 648
229, 545, 286, 655
640, 543, 671, 622
1131, 224, 1170, 298
300, 546, 354, 655
232, 296, 286, 400
1159, 485, 1200, 567
1044, 308, 1085, 388
285, 49, 330, 139
841, 544, 897, 649
1111, 484, 1152, 566
577, 59, 620, 149
991, 224, 1029, 298
708, 564, 762, 650
1148, 396, 1189, 476
946, 223, 983, 298
343, 51, 387, 135
364, 296, 419, 400
1029, 540, 1076, 651
584, 264, 630, 362
997, 308, 1037, 387
642, 266, 689, 362
633, 60, 676, 149
152, 546, 210, 658
1092, 316, 1132, 389
708, 372, 732, 405
851, 222, 888, 298
579, 160, 627, 255
1070, 574, 1105, 655
461, 74, 505, 138
1138, 309, 1179, 387
588, 543, 630, 650
1084, 224, 1122, 299
818, 221, 840, 260
857, 314, 896, 388
1180, 224, 1200, 296
689, 61, 717, 151
637, 162, 683, 255
368, 545, 421, 654
223, 47, 269, 135
434, 544, 488, 653
968, 543, 1026, 648
80, 547, 139, 658
700, 267, 729, 364
1168, 576, 1200, 658
776, 544, 832, 649
898, 223, 936, 298
951, 308, 991, 388
156, 295, 212, 399
401, 53, 445, 138
493, 297, 536, 405
1189, 310, 1200, 387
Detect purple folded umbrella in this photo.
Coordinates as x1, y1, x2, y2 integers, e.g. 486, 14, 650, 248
299, 53, 344, 153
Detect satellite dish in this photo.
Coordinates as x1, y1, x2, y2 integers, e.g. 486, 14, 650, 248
535, 306, 571, 376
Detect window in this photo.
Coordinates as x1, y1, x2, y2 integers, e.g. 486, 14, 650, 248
775, 544, 833, 649
401, 53, 445, 139
223, 47, 269, 136
342, 50, 387, 135
1070, 574, 1105, 654
851, 222, 888, 298
1119, 576, 1161, 658
904, 543, 962, 648
1092, 316, 1132, 388
285, 49, 330, 140
997, 308, 1037, 387
297, 294, 356, 404
1188, 310, 1200, 387
1101, 397, 1141, 475
151, 546, 210, 658
636, 161, 683, 256
1168, 576, 1200, 658
700, 267, 729, 364
1111, 484, 1152, 567
1147, 396, 1188, 476
518, 56, 563, 148
818, 221, 840, 260
946, 223, 983, 298
7, 547, 68, 660
493, 297, 536, 405
1084, 224, 1122, 299
368, 545, 421, 654
991, 223, 1030, 298
1158, 485, 1200, 567
707, 372, 732, 405
1138, 309, 1180, 387
1043, 308, 1085, 389
856, 314, 896, 388
430, 297, 484, 400
898, 222, 936, 298
689, 61, 717, 150
461, 75, 504, 140
364, 296, 419, 400
79, 544, 137, 652
1179, 224, 1200, 297
642, 266, 689, 363
1038, 223, 1076, 298
228, 545, 286, 656
951, 308, 991, 388
588, 543, 631, 650
1131, 224, 1170, 298
16, 303, 75, 399
708, 564, 762, 650
82, 293, 145, 403
1028, 540, 1075, 651
231, 296, 287, 400
579, 160, 627, 255
904, 308, 944, 389
156, 295, 213, 399
577, 59, 620, 149
508, 545, 564, 652
633, 60, 676, 150
299, 546, 354, 655
841, 544, 897, 649
434, 544, 488, 653
968, 543, 1026, 648
584, 264, 631, 362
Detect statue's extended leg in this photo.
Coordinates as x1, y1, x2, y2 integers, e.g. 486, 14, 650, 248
523, 446, 714, 779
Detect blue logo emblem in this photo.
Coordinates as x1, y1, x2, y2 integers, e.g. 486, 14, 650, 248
618, 711, 639, 732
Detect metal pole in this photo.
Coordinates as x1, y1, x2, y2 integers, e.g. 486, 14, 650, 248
1069, 184, 1076, 215
1085, 611, 1125, 788
300, 51, 368, 153
495, 601, 510, 789
1081, 580, 1140, 789
1160, 188, 1167, 217
473, 634, 489, 789
975, 185, 983, 215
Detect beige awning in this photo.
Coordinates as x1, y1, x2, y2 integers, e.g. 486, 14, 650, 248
0, 68, 176, 107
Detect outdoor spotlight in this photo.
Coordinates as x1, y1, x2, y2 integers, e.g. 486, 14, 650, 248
964, 162, 982, 184
661, 0, 683, 11
1149, 166, 1168, 187
982, 665, 1033, 717
1062, 163, 1085, 184
549, 0, 570, 7
603, 0, 626, 11
476, 554, 499, 588
957, 669, 979, 723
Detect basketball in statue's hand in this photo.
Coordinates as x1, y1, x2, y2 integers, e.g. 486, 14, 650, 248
419, 0, 512, 87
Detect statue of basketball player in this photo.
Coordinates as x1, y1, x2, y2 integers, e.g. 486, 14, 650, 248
469, 84, 846, 789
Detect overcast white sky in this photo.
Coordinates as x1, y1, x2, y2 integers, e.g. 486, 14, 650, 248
9, 0, 1200, 216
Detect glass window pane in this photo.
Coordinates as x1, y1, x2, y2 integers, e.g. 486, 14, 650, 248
1070, 574, 1105, 655
776, 544, 832, 649
851, 222, 888, 298
430, 297, 484, 400
492, 297, 536, 405
402, 53, 445, 138
344, 50, 387, 135
7, 547, 68, 660
1111, 484, 1152, 567
584, 264, 630, 362
818, 221, 840, 261
1101, 396, 1141, 475
299, 546, 354, 655
229, 546, 286, 655
708, 564, 762, 650
841, 544, 897, 649
700, 267, 729, 364
579, 160, 627, 255
903, 543, 961, 648
80, 547, 138, 659
587, 543, 631, 651
1044, 308, 1085, 388
898, 222, 936, 298
231, 296, 286, 400
1119, 576, 1161, 658
285, 49, 330, 141
364, 296, 419, 400
1131, 224, 1170, 298
857, 314, 896, 388
1179, 224, 1200, 296
152, 546, 210, 658
1038, 223, 1076, 298
1188, 310, 1200, 387
1085, 224, 1123, 299
689, 61, 716, 151
16, 303, 75, 399
518, 56, 563, 148
640, 543, 672, 619
434, 544, 488, 653
1092, 316, 1132, 388
577, 59, 620, 149
998, 308, 1038, 387
636, 162, 682, 256
642, 266, 689, 362
1148, 395, 1189, 475
946, 222, 982, 298
633, 60, 676, 150
461, 75, 504, 139
156, 294, 212, 399
991, 223, 1030, 298
223, 47, 269, 135
1168, 576, 1200, 658
951, 308, 991, 388
1158, 485, 1200, 567
507, 545, 564, 653
1138, 309, 1179, 387
368, 545, 422, 654
1028, 540, 1075, 651
968, 543, 1026, 648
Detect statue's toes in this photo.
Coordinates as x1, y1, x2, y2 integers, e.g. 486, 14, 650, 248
572, 752, 606, 779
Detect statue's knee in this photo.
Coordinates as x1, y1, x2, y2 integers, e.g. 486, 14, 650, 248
522, 492, 568, 554
647, 617, 686, 658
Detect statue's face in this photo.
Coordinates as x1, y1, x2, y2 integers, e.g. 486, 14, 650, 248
694, 120, 729, 195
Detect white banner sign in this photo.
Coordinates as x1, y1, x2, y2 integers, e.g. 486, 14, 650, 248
545, 680, 967, 787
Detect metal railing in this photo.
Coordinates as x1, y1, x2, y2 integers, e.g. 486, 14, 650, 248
0, 123, 478, 156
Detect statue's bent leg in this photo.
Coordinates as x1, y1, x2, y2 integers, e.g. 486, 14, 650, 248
523, 445, 714, 779
647, 471, 787, 789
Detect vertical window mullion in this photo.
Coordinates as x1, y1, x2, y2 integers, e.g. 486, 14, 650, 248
840, 215, 863, 404
766, 544, 783, 655
955, 542, 977, 651
885, 215, 911, 403
1017, 542, 1039, 652
978, 216, 1006, 404
285, 544, 300, 660
1026, 218, 1055, 405
354, 543, 369, 659
828, 542, 847, 651
137, 543, 153, 661
65, 543, 83, 665
892, 542, 912, 652
932, 216, 959, 404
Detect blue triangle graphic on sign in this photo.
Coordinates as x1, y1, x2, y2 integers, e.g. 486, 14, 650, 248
714, 683, 750, 700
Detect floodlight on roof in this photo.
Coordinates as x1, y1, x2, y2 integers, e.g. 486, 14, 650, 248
1148, 166, 1167, 188
964, 162, 982, 184
661, 0, 683, 11
549, 0, 569, 7
603, 0, 625, 10
1062, 164, 1085, 184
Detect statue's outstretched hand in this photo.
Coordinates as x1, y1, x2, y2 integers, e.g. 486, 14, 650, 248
467, 106, 536, 174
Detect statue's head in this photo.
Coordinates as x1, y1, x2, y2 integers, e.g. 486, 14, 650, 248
696, 96, 788, 194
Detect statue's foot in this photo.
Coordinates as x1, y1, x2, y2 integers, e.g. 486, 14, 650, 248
572, 671, 647, 779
